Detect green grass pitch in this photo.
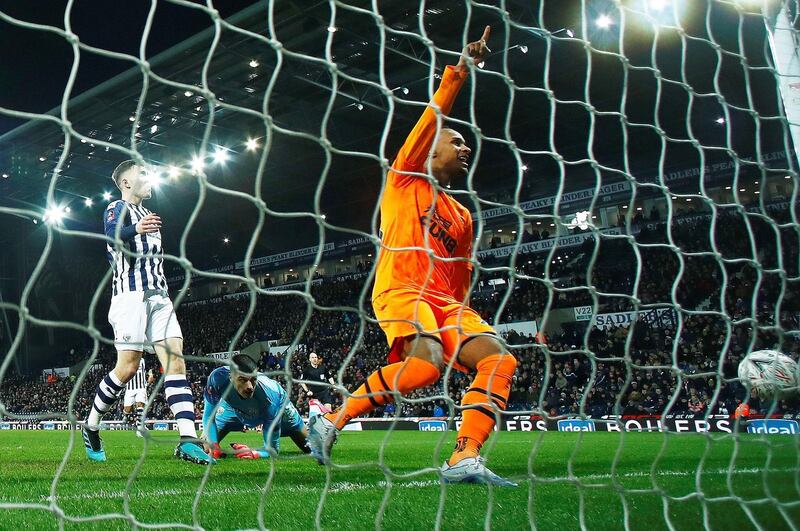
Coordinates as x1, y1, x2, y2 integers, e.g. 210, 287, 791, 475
0, 430, 798, 529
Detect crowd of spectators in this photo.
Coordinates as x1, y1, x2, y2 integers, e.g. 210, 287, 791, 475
1, 205, 798, 423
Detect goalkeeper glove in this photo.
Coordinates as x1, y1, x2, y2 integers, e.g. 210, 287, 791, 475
230, 443, 269, 459
207, 442, 225, 459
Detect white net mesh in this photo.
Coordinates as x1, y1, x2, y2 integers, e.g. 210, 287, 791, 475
1, 0, 799, 529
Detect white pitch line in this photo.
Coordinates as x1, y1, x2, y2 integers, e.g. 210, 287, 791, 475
540, 466, 797, 482
17, 467, 797, 503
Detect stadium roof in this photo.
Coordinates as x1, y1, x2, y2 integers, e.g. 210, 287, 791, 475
0, 0, 791, 258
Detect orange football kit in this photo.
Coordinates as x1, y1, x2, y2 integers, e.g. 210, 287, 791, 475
372, 65, 495, 372
325, 66, 516, 466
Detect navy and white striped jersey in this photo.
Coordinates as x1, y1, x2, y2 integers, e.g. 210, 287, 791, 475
104, 200, 168, 296
126, 358, 147, 392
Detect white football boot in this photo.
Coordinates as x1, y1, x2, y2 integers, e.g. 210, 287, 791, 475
440, 456, 517, 487
307, 413, 338, 464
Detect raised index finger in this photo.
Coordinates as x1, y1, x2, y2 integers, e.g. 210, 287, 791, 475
480, 25, 491, 44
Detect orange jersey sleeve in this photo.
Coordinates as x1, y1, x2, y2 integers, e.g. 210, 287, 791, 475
373, 66, 474, 302
390, 65, 468, 186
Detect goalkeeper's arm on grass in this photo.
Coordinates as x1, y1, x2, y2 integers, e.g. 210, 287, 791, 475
222, 420, 311, 460
222, 421, 280, 460
201, 395, 226, 459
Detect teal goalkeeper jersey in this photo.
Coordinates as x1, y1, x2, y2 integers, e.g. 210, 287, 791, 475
202, 367, 303, 449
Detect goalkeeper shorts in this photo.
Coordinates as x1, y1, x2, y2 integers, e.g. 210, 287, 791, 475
372, 288, 496, 373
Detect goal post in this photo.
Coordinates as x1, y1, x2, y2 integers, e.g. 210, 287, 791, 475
765, 1, 800, 169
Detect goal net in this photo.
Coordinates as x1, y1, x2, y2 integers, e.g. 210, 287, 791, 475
0, 0, 799, 529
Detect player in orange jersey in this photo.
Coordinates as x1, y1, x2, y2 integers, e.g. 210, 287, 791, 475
308, 26, 518, 486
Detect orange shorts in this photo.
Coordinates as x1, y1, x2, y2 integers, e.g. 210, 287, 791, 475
372, 288, 496, 373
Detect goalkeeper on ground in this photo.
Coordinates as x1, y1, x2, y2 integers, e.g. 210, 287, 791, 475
202, 355, 310, 459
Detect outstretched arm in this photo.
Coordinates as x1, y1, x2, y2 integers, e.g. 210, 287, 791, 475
393, 26, 492, 174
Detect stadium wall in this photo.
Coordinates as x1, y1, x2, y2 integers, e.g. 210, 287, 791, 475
4, 416, 797, 434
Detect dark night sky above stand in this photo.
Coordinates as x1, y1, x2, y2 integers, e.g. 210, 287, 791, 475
0, 0, 789, 269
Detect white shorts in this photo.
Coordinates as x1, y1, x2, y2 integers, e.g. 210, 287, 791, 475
123, 388, 147, 407
108, 291, 183, 353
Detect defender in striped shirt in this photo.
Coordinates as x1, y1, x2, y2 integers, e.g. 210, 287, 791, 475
104, 197, 168, 295
82, 160, 213, 466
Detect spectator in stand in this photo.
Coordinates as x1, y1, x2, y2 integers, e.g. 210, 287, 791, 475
2, 203, 798, 422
